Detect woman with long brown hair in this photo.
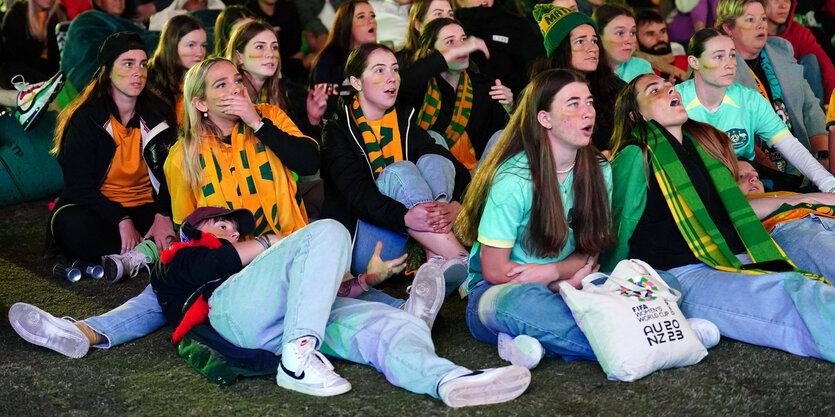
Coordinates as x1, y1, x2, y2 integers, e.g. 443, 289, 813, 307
457, 68, 616, 369
606, 73, 835, 362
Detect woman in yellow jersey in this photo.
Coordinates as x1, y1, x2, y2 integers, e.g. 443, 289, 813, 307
147, 14, 208, 126
164, 57, 319, 236
49, 33, 177, 282
225, 21, 327, 137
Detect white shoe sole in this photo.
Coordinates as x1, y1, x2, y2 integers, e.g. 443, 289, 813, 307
8, 303, 89, 358
406, 263, 445, 329
441, 365, 531, 408
275, 369, 352, 397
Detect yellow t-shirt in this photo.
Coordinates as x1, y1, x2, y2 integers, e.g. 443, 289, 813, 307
99, 116, 155, 207
826, 89, 835, 131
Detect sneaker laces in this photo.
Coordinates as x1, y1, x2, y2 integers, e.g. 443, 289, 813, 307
11, 75, 32, 92
293, 348, 337, 379
122, 250, 150, 278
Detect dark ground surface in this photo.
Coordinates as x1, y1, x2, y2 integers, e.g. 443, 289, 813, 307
1, 200, 834, 416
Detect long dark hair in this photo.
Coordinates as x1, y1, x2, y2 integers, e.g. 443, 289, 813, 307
148, 15, 206, 107
412, 18, 463, 64
312, 0, 370, 77
609, 73, 739, 177
456, 69, 616, 258
532, 26, 624, 151
402, 0, 453, 57
226, 21, 288, 111
213, 5, 255, 57
53, 49, 169, 154
345, 42, 395, 95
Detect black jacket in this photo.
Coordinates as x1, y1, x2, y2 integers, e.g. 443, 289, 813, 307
151, 223, 243, 326
454, 4, 544, 96
399, 51, 508, 159
55, 96, 176, 225
321, 102, 471, 235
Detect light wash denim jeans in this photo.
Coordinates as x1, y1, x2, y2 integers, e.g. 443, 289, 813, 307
353, 154, 462, 294
82, 284, 165, 348
465, 280, 596, 360
770, 215, 835, 280
465, 271, 684, 360
671, 253, 835, 362
207, 219, 463, 398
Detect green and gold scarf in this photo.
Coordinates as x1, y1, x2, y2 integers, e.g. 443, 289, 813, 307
417, 72, 476, 170
350, 96, 403, 174
643, 122, 828, 284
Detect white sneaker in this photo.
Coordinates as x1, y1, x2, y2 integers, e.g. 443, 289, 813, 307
102, 249, 149, 283
276, 336, 351, 397
497, 332, 545, 370
688, 318, 721, 349
438, 365, 531, 408
8, 302, 90, 358
403, 262, 445, 330
12, 72, 65, 131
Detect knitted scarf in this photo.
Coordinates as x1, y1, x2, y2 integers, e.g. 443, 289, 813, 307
417, 72, 477, 170
197, 105, 308, 236
749, 50, 793, 131
643, 122, 828, 284
350, 95, 403, 174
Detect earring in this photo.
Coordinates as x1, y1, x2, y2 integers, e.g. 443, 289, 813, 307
202, 112, 207, 118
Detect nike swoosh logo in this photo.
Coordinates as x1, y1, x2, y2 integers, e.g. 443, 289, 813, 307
280, 361, 305, 380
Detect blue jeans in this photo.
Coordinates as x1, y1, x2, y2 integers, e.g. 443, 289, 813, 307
799, 54, 825, 106
770, 215, 835, 280
465, 280, 596, 360
352, 154, 455, 278
670, 255, 835, 362
207, 219, 462, 397
82, 284, 165, 349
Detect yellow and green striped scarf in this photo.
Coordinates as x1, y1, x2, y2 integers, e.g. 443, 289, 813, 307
350, 96, 403, 174
417, 72, 476, 170
643, 122, 829, 284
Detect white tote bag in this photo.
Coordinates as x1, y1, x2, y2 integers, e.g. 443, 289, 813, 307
559, 259, 708, 382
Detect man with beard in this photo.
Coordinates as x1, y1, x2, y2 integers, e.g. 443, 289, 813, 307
633, 8, 689, 83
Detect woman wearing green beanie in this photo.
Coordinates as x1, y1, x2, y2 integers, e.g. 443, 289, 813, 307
532, 4, 625, 152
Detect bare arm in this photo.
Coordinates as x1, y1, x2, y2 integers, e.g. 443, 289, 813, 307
748, 193, 835, 220
480, 244, 596, 287
232, 234, 286, 266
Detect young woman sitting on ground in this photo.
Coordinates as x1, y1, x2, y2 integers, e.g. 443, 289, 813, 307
606, 73, 835, 362
321, 43, 473, 300
456, 68, 616, 369
49, 32, 176, 283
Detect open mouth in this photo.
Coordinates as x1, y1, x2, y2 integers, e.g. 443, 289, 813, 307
670, 96, 681, 107
581, 124, 594, 135
384, 87, 396, 96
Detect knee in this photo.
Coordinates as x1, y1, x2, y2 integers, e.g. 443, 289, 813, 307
417, 154, 454, 174
306, 219, 351, 243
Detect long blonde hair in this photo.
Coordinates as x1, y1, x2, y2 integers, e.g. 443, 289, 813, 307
180, 58, 234, 187
27, 0, 67, 42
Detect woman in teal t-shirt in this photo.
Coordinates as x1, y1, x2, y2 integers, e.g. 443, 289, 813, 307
456, 69, 617, 369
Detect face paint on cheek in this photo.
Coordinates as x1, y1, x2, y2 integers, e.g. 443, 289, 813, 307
369, 76, 385, 86
561, 108, 584, 120
737, 21, 756, 31
641, 91, 666, 107
247, 52, 265, 61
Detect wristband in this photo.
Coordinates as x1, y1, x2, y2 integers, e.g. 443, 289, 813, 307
256, 235, 272, 250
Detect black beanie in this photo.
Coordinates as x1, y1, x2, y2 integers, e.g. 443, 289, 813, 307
98, 32, 145, 67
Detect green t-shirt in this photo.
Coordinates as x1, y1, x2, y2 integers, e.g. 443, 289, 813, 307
466, 152, 613, 292
676, 80, 791, 160
614, 57, 654, 82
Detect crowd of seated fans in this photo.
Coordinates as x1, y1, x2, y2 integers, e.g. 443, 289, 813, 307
4, 0, 835, 408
